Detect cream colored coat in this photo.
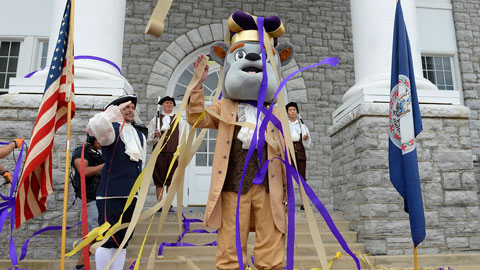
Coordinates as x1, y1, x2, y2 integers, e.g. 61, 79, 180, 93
186, 88, 287, 233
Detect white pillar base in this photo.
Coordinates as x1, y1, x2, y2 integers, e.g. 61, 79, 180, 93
332, 84, 461, 125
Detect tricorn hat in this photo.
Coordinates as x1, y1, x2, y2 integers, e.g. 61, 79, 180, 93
104, 94, 137, 111
227, 10, 285, 46
158, 96, 176, 106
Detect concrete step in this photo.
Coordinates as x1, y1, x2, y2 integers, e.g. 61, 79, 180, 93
126, 242, 366, 258
188, 256, 367, 270
134, 220, 352, 234
2, 254, 480, 270
0, 260, 80, 270
129, 230, 358, 245
372, 253, 480, 268
142, 210, 346, 221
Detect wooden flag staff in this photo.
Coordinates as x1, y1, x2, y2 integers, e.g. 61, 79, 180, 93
60, 0, 75, 269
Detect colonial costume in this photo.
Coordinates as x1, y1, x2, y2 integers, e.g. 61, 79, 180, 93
86, 94, 146, 270
286, 102, 311, 181
187, 10, 296, 270
147, 96, 186, 189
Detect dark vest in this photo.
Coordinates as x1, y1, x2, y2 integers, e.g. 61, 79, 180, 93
97, 122, 144, 197
223, 125, 269, 194
154, 115, 179, 153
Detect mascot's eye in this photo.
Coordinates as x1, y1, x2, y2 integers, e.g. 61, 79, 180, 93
234, 50, 246, 61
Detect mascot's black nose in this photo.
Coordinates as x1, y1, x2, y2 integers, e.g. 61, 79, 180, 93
245, 53, 261, 61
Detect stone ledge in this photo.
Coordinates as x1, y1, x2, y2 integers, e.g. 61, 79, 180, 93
0, 93, 115, 110
329, 103, 471, 136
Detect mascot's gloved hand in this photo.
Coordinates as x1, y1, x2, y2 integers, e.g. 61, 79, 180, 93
192, 54, 209, 90
12, 138, 24, 148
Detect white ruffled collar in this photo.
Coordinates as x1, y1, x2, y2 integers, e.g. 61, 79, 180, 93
237, 103, 265, 149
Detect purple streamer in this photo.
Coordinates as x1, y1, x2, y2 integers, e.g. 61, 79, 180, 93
7, 222, 81, 270
243, 54, 359, 268
0, 141, 82, 270
24, 55, 122, 78
23, 66, 47, 78
285, 160, 360, 269
158, 214, 217, 256
74, 55, 122, 74
230, 16, 340, 270
17, 222, 81, 263
232, 17, 270, 270
0, 143, 24, 269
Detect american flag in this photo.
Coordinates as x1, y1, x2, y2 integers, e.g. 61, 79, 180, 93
15, 0, 75, 228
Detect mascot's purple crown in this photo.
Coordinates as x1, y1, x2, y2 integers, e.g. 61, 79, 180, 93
227, 10, 285, 46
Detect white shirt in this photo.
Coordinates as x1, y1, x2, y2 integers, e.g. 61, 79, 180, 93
289, 119, 312, 149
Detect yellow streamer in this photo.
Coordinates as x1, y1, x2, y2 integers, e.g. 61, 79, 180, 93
105, 56, 211, 269
66, 58, 209, 267
65, 222, 111, 257
145, 0, 174, 37
309, 252, 342, 270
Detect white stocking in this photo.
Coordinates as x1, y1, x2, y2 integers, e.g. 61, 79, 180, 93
95, 247, 112, 270
110, 249, 127, 270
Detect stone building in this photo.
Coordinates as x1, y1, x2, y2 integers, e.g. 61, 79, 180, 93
0, 0, 479, 259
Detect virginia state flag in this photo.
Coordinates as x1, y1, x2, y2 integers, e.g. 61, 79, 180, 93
388, 0, 426, 247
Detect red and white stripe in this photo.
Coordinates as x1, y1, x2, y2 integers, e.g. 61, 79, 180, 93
15, 49, 75, 229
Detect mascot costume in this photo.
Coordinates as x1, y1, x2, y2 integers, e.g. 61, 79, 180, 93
186, 10, 294, 270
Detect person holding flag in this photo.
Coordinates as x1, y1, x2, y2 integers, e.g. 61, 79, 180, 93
388, 0, 426, 266
0, 139, 24, 185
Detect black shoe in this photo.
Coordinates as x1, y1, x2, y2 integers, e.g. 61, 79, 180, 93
168, 205, 174, 212
74, 265, 85, 270
300, 205, 305, 211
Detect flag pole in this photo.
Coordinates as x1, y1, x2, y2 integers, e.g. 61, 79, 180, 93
60, 0, 75, 269
414, 246, 418, 270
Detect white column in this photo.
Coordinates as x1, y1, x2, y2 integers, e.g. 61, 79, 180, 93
47, 0, 127, 81
334, 0, 438, 122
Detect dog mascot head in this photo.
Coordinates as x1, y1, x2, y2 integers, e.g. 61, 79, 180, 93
209, 11, 295, 103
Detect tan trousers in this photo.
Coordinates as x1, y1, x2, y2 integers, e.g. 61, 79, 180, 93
216, 185, 285, 270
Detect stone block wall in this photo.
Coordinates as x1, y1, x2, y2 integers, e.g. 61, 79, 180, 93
452, 0, 480, 204
329, 103, 480, 255
0, 93, 112, 260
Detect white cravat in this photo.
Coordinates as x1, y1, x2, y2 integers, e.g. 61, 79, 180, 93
237, 103, 264, 149
160, 112, 175, 131
120, 122, 144, 162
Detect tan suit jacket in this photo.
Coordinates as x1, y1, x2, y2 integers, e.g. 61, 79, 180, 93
186, 88, 287, 233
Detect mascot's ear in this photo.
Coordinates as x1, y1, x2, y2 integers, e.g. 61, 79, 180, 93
210, 41, 230, 66
275, 42, 295, 66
